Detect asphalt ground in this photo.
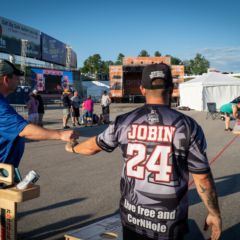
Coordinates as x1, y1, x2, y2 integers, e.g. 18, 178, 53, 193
16, 103, 240, 240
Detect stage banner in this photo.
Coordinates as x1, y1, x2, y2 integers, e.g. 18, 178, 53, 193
41, 33, 67, 66
0, 16, 41, 58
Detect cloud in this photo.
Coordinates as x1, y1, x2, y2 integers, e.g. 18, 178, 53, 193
200, 47, 240, 72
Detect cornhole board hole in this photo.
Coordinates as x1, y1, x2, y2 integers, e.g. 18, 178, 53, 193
65, 214, 122, 240
233, 120, 240, 134
0, 163, 40, 240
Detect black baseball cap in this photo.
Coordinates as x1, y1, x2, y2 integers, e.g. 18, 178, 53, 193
141, 63, 173, 89
0, 59, 24, 77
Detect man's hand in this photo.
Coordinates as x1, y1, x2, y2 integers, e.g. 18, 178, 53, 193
204, 213, 222, 240
65, 140, 78, 152
60, 130, 79, 142
192, 172, 221, 240
65, 142, 73, 152
65, 137, 102, 155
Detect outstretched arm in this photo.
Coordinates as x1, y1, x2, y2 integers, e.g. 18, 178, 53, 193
192, 171, 222, 240
65, 136, 102, 155
19, 123, 77, 142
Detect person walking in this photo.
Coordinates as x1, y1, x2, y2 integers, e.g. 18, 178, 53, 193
0, 59, 77, 171
65, 63, 221, 240
32, 89, 45, 126
100, 90, 111, 124
220, 101, 240, 131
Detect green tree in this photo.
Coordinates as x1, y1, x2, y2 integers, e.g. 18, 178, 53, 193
138, 50, 150, 57
81, 54, 102, 76
188, 53, 210, 75
115, 53, 125, 65
100, 60, 114, 79
165, 55, 182, 65
81, 54, 114, 80
171, 56, 182, 65
182, 60, 191, 75
154, 51, 161, 57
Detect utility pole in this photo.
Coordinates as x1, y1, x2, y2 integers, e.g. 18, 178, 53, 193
66, 45, 72, 70
21, 39, 28, 85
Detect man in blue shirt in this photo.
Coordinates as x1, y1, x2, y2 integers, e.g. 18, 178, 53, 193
0, 59, 77, 169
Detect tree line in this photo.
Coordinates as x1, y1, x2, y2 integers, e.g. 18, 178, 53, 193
80, 50, 210, 80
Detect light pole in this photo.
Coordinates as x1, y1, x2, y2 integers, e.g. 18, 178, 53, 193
21, 39, 28, 85
66, 45, 72, 70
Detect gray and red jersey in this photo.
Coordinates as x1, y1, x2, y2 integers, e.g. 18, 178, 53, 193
96, 104, 209, 239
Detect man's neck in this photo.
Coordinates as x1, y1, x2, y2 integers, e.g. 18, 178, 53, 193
145, 96, 169, 105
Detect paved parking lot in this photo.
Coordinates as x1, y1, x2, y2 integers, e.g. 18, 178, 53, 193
17, 103, 240, 239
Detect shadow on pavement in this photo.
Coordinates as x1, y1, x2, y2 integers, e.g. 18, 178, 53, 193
189, 173, 240, 206
221, 223, 240, 239
185, 219, 205, 240
42, 120, 61, 125
18, 214, 92, 240
76, 124, 109, 137
18, 198, 86, 219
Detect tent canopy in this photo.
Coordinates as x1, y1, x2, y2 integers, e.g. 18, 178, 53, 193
179, 72, 240, 111
82, 81, 109, 102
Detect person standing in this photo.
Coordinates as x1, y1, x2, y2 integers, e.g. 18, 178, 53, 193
62, 89, 71, 129
66, 63, 221, 240
100, 90, 111, 124
83, 95, 94, 126
27, 93, 39, 124
71, 90, 81, 126
220, 101, 240, 131
32, 89, 45, 126
0, 59, 77, 170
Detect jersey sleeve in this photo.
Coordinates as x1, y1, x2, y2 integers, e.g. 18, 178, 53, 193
96, 122, 119, 152
0, 103, 28, 141
187, 121, 210, 174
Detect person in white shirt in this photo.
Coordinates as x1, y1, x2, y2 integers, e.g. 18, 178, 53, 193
100, 90, 111, 124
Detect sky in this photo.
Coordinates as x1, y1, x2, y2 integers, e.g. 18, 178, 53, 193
1, 0, 240, 72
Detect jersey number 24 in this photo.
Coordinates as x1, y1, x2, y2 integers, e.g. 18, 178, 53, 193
126, 143, 172, 182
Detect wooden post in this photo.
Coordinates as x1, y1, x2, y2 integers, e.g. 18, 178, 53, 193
0, 199, 17, 240
0, 164, 40, 240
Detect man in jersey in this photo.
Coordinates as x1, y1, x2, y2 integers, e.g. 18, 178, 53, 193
65, 63, 222, 240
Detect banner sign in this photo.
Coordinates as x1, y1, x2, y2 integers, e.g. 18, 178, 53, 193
41, 33, 67, 66
31, 68, 73, 93
70, 49, 77, 68
0, 16, 41, 58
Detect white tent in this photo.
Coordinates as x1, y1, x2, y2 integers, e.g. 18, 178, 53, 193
82, 81, 109, 102
179, 72, 240, 111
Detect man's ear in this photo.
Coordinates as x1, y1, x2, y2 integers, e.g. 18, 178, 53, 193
3, 75, 9, 87
140, 85, 146, 96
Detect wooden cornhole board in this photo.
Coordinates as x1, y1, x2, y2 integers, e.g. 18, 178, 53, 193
0, 163, 40, 240
232, 120, 240, 134
65, 214, 123, 240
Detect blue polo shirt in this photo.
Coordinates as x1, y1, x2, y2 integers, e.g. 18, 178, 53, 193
0, 94, 28, 167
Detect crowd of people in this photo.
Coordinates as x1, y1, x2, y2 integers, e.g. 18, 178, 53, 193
25, 87, 112, 129
61, 89, 111, 128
